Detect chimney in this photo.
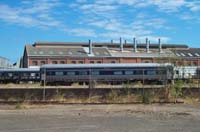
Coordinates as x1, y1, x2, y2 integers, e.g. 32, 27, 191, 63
146, 38, 150, 53
111, 40, 113, 44
120, 37, 123, 52
158, 38, 162, 53
133, 37, 138, 52
89, 39, 92, 54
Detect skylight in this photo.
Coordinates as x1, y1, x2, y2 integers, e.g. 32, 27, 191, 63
68, 51, 73, 55
39, 51, 44, 54
59, 51, 63, 55
95, 52, 100, 55
180, 53, 186, 56
195, 53, 200, 57
188, 53, 193, 57
176, 53, 181, 56
49, 51, 54, 54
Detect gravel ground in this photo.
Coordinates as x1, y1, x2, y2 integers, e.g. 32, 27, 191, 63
0, 104, 200, 132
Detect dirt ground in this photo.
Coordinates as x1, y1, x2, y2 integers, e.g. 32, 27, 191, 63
0, 104, 200, 132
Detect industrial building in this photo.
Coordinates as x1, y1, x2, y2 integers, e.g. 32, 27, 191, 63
21, 38, 200, 68
0, 56, 10, 68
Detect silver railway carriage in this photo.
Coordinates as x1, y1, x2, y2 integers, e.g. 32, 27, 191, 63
40, 63, 173, 85
173, 66, 200, 80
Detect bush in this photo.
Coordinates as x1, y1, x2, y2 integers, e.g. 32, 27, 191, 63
170, 80, 183, 103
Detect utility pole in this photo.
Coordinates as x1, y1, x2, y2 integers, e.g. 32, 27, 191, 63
43, 69, 46, 101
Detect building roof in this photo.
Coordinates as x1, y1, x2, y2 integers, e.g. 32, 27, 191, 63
172, 48, 200, 58
25, 42, 200, 59
33, 41, 188, 49
25, 45, 111, 57
108, 49, 176, 58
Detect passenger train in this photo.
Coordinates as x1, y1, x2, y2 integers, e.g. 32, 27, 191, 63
0, 63, 199, 86
40, 63, 173, 85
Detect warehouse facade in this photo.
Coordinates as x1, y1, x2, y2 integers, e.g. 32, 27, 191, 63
21, 38, 200, 68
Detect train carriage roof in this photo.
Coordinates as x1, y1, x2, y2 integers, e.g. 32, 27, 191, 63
41, 63, 172, 69
0, 68, 40, 72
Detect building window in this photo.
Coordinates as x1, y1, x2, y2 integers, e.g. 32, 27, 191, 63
177, 61, 182, 66
78, 61, 83, 64
60, 61, 65, 64
40, 61, 46, 65
97, 61, 101, 64
187, 62, 191, 66
71, 61, 76, 64
144, 61, 149, 63
90, 61, 94, 64
32, 61, 38, 66
111, 61, 116, 63
52, 61, 57, 64
192, 62, 197, 66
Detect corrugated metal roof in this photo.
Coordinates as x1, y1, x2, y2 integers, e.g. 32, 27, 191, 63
109, 49, 176, 58
26, 45, 111, 57
172, 48, 200, 58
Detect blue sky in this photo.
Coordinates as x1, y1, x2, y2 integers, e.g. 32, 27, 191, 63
0, 0, 200, 63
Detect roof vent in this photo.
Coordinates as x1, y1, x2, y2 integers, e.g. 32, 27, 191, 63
133, 38, 138, 52
111, 40, 113, 44
120, 37, 123, 52
146, 38, 150, 53
158, 38, 162, 53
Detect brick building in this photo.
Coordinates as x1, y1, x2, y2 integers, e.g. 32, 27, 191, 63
21, 38, 200, 68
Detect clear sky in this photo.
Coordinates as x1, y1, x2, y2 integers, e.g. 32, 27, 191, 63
0, 0, 200, 63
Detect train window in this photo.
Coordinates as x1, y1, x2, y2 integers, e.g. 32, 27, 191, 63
67, 71, 75, 75
100, 70, 112, 75
47, 71, 55, 75
36, 73, 39, 76
79, 71, 88, 75
8, 73, 13, 77
23, 73, 30, 76
55, 72, 64, 76
113, 71, 123, 75
125, 71, 133, 75
145, 70, 156, 75
91, 71, 99, 75
111, 61, 116, 63
134, 70, 143, 75
31, 73, 36, 77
